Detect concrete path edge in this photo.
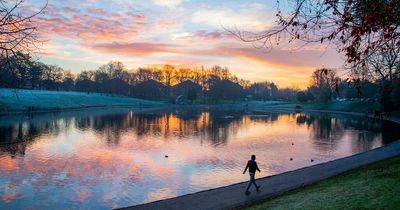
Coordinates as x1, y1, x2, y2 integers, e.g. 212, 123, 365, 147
119, 137, 400, 210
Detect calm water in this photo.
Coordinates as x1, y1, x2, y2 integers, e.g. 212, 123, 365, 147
0, 108, 399, 209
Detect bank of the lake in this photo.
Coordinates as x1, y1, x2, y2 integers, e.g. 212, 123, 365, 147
241, 101, 400, 210
0, 89, 252, 115
121, 139, 400, 210
0, 88, 165, 114
2, 88, 394, 117
120, 113, 400, 210
243, 155, 400, 210
247, 100, 382, 114
1, 99, 399, 209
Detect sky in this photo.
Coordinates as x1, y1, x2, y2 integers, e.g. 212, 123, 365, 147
27, 0, 344, 88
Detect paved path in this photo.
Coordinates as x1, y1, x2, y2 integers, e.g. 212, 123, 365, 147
119, 139, 400, 210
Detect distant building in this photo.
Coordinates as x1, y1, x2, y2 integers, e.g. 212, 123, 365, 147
133, 79, 168, 100
171, 80, 202, 101
207, 79, 245, 100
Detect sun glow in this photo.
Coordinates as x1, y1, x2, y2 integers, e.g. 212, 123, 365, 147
32, 0, 343, 87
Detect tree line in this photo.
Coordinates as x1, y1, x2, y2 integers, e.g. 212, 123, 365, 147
297, 68, 400, 113
1, 0, 398, 110
1, 52, 399, 111
0, 53, 271, 101
0, 52, 308, 102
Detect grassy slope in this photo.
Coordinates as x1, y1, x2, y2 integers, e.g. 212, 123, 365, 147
300, 101, 381, 113
249, 100, 381, 113
0, 88, 164, 111
244, 156, 400, 210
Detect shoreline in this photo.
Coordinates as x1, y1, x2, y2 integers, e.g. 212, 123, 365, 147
0, 104, 165, 116
0, 102, 249, 116
1, 100, 399, 209
117, 111, 400, 210
0, 88, 166, 116
249, 107, 400, 124
119, 139, 400, 210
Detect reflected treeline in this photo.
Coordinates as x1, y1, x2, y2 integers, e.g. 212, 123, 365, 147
295, 113, 400, 151
247, 112, 279, 123
1, 110, 399, 156
0, 118, 74, 156
297, 114, 346, 149
0, 109, 270, 155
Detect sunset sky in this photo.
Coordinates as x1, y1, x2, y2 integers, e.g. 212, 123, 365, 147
29, 0, 344, 88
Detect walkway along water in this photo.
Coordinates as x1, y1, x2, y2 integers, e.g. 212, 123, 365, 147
119, 136, 400, 210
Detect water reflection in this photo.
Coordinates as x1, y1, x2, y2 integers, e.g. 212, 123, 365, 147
294, 113, 389, 153
1, 109, 255, 150
0, 109, 399, 209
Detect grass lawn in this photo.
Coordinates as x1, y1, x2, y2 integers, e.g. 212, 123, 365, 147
243, 156, 400, 210
299, 100, 381, 113
0, 88, 164, 112
249, 100, 381, 113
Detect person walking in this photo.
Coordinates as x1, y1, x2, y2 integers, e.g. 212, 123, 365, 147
243, 154, 261, 195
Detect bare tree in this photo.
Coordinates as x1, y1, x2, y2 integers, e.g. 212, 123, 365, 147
231, 0, 400, 74
97, 61, 126, 80
0, 0, 47, 60
363, 40, 400, 81
309, 68, 340, 102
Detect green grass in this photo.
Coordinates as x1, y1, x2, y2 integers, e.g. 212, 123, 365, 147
243, 156, 400, 210
249, 100, 381, 113
0, 88, 164, 112
299, 100, 381, 113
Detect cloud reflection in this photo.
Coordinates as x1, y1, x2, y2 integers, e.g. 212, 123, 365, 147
0, 109, 398, 208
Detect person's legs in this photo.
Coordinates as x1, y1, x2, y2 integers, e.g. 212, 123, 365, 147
245, 181, 251, 194
254, 179, 260, 191
245, 173, 255, 194
245, 175, 252, 191
251, 174, 260, 191
252, 177, 257, 187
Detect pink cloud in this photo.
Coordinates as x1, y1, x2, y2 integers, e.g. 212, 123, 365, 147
62, 7, 80, 13
37, 14, 138, 42
87, 8, 106, 15
182, 30, 232, 41
156, 21, 176, 27
131, 22, 146, 28
43, 5, 60, 16
196, 31, 224, 40
37, 5, 149, 44
88, 42, 183, 56
126, 12, 147, 20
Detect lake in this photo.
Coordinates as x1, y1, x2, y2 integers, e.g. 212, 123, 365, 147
0, 108, 399, 209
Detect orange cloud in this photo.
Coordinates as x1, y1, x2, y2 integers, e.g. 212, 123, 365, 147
131, 22, 146, 28
214, 47, 325, 69
189, 46, 340, 88
156, 21, 177, 27
88, 42, 183, 56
